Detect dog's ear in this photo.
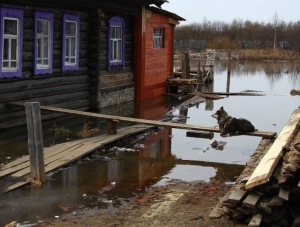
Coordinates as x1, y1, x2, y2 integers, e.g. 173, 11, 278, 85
220, 106, 224, 112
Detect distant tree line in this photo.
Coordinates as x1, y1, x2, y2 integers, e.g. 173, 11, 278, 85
174, 18, 300, 54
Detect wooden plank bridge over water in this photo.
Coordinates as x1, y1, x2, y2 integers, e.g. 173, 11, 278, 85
0, 102, 277, 195
9, 102, 276, 138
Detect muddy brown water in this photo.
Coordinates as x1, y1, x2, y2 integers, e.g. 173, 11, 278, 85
0, 60, 300, 225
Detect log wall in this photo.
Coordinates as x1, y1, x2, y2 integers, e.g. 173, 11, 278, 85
97, 13, 136, 108
0, 8, 89, 129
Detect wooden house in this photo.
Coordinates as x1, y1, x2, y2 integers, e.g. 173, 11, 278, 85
0, 0, 184, 129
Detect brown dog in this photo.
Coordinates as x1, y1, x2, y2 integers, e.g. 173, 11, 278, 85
212, 106, 255, 133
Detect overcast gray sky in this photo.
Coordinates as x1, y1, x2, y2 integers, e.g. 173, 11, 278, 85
162, 0, 300, 25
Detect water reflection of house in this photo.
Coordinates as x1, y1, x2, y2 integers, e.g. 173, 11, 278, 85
0, 0, 185, 129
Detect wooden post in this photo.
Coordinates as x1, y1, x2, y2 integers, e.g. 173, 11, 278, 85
107, 119, 117, 135
226, 49, 231, 95
25, 102, 45, 183
185, 50, 190, 79
197, 62, 203, 83
181, 50, 190, 79
210, 65, 214, 81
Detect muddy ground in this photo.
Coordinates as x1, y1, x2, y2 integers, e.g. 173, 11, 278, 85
37, 180, 245, 227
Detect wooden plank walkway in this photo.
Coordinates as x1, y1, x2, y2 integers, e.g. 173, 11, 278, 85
0, 124, 152, 195
9, 102, 276, 138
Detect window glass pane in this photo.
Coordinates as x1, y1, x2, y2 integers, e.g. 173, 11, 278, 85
43, 59, 48, 65
113, 41, 117, 60
117, 40, 121, 60
116, 27, 121, 39
11, 61, 17, 68
110, 40, 113, 59
37, 38, 42, 58
3, 39, 9, 60
4, 19, 18, 35
3, 62, 9, 68
71, 57, 75, 63
71, 37, 76, 57
11, 39, 17, 60
65, 39, 69, 57
38, 20, 49, 35
43, 37, 49, 58
66, 21, 76, 36
111, 27, 115, 38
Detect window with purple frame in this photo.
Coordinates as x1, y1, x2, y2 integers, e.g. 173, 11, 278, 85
108, 15, 125, 71
0, 7, 23, 78
34, 11, 53, 75
62, 13, 80, 71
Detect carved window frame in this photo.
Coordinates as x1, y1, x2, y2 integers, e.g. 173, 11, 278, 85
0, 7, 23, 78
34, 10, 53, 75
62, 12, 80, 72
108, 15, 125, 71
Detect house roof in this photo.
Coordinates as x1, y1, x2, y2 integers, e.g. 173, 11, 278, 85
147, 6, 185, 21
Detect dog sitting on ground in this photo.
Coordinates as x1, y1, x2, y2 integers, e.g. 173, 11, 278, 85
211, 106, 255, 133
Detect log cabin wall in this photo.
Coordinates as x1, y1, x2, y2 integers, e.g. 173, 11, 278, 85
0, 6, 89, 129
96, 12, 136, 108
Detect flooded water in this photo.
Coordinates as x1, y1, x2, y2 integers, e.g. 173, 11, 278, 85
1, 60, 300, 225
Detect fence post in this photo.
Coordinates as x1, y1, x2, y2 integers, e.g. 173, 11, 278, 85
25, 102, 45, 183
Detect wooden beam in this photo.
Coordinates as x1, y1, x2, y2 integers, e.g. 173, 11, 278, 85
8, 102, 276, 138
245, 108, 300, 189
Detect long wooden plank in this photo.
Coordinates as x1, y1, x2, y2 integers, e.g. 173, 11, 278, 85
204, 92, 265, 96
8, 102, 276, 138
245, 108, 300, 189
0, 125, 151, 195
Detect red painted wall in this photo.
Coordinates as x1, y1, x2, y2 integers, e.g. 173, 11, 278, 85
135, 8, 174, 101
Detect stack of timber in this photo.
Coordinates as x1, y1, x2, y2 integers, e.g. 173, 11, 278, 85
210, 108, 300, 227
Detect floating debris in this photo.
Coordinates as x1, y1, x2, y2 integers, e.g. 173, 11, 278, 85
109, 146, 136, 152
210, 140, 227, 151
99, 156, 111, 162
133, 143, 145, 149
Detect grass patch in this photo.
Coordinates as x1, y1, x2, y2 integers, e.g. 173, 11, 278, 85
49, 122, 100, 139
76, 122, 100, 138
49, 124, 72, 137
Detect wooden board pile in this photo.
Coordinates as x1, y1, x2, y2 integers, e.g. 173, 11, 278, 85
210, 109, 300, 227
